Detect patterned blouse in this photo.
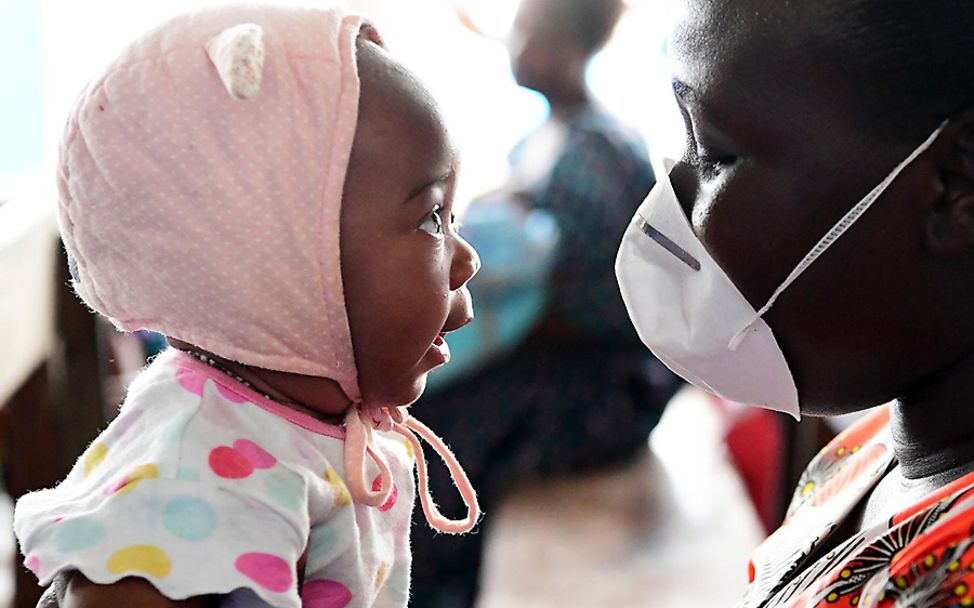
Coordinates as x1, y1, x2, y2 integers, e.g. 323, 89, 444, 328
515, 104, 657, 341
741, 405, 974, 608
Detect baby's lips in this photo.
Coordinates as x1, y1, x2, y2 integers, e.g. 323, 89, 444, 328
441, 288, 474, 334
431, 334, 451, 365
441, 303, 474, 334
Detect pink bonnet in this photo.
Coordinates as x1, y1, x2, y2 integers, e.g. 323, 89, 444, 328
57, 3, 380, 403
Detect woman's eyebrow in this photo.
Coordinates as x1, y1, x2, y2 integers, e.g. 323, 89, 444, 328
672, 78, 699, 104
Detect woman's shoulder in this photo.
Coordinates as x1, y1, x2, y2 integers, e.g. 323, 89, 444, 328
863, 484, 974, 605
805, 469, 974, 608
744, 406, 974, 607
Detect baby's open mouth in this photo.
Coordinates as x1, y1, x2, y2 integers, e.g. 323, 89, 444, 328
431, 333, 451, 363
431, 313, 472, 366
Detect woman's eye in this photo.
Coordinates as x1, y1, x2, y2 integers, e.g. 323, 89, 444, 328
419, 205, 445, 236
689, 147, 737, 177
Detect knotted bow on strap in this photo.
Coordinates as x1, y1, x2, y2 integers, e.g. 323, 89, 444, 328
343, 405, 480, 534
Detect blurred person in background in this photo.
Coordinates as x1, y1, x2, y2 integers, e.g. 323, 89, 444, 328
409, 0, 682, 605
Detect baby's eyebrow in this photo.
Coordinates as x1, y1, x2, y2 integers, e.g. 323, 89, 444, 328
405, 168, 457, 203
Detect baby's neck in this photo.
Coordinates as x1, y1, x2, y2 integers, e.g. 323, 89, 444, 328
168, 338, 351, 425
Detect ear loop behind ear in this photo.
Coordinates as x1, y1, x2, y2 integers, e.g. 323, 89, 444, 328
728, 119, 950, 351
344, 405, 480, 534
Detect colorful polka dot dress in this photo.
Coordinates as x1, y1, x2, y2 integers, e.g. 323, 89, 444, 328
15, 350, 415, 607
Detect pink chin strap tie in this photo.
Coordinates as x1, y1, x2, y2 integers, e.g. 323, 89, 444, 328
343, 405, 480, 534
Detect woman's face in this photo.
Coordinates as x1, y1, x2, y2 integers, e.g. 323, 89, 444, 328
667, 0, 960, 414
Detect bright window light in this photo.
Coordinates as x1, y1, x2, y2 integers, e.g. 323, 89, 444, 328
14, 0, 683, 198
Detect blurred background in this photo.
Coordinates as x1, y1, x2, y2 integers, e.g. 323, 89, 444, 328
0, 0, 686, 192
0, 0, 851, 606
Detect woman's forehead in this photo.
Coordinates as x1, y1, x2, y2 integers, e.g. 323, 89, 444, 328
669, 0, 860, 142
672, 0, 813, 93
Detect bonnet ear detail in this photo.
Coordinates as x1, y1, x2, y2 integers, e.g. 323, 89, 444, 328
205, 23, 265, 100
358, 21, 385, 47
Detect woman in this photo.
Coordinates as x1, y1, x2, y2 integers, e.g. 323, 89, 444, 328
616, 1, 974, 606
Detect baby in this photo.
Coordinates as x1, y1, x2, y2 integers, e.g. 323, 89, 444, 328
14, 4, 480, 607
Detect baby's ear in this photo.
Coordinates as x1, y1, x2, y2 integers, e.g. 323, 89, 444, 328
206, 23, 265, 100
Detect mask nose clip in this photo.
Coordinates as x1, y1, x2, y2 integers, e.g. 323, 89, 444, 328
637, 217, 701, 271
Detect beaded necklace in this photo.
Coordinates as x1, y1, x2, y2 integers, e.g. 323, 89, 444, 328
184, 349, 283, 404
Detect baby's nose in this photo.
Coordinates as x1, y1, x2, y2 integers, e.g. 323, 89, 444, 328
450, 234, 480, 291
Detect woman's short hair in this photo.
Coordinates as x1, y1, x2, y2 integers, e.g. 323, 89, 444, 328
822, 0, 974, 138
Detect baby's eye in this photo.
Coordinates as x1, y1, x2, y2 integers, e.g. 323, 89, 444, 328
419, 205, 445, 236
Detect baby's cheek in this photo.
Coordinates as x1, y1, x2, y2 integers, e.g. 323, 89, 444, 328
361, 321, 434, 380
351, 271, 447, 395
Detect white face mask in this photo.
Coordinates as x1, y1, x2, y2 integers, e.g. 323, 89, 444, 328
615, 121, 947, 420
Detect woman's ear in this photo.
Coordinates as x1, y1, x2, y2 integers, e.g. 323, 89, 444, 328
927, 112, 974, 258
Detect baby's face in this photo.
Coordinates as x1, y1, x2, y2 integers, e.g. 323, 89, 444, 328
340, 40, 480, 408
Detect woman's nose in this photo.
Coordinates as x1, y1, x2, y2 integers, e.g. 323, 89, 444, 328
450, 233, 481, 291
670, 160, 700, 222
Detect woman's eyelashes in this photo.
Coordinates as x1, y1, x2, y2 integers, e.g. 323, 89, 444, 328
678, 111, 738, 177
692, 148, 737, 175
418, 204, 457, 236
685, 137, 737, 177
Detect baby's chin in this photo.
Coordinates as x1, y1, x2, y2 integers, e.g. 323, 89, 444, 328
406, 372, 434, 405
366, 373, 430, 409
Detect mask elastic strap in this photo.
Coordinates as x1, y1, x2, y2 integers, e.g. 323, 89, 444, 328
728, 119, 949, 351
343, 404, 480, 534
